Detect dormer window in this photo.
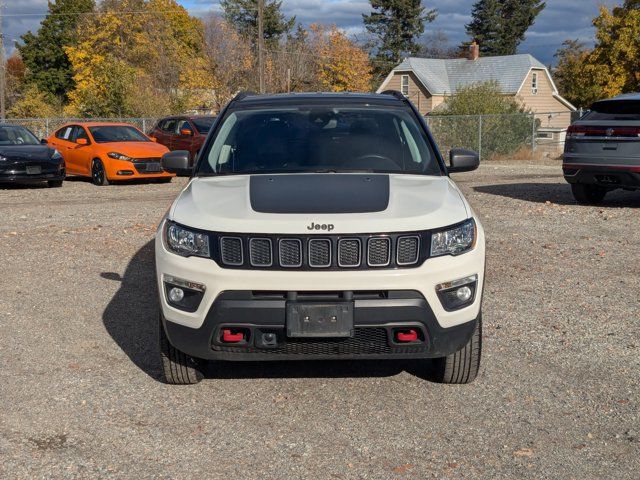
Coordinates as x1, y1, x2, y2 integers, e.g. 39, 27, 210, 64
401, 75, 409, 96
531, 72, 538, 94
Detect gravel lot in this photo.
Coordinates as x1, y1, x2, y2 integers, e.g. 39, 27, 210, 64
1, 164, 638, 479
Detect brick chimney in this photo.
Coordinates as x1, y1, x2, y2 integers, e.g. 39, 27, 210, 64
469, 41, 480, 61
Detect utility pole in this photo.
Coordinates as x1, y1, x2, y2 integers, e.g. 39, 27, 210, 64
0, 0, 6, 121
257, 0, 265, 94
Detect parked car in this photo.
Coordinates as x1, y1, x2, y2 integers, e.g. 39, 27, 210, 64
563, 93, 640, 204
148, 115, 216, 166
155, 91, 485, 385
47, 122, 174, 186
0, 124, 65, 188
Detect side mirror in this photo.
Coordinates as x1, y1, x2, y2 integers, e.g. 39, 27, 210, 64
162, 150, 191, 174
76, 138, 88, 146
40, 139, 48, 145
180, 128, 193, 136
449, 148, 479, 173
148, 136, 157, 142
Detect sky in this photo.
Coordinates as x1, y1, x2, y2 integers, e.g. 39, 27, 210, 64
3, 0, 619, 65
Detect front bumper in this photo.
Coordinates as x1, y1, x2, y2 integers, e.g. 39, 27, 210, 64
156, 219, 485, 360
0, 170, 65, 183
161, 291, 479, 361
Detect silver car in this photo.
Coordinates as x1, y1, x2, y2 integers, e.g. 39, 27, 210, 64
563, 93, 640, 204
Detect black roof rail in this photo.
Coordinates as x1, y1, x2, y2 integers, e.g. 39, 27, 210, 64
229, 91, 257, 106
380, 90, 407, 102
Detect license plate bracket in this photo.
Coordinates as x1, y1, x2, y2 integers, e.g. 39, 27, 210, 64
26, 165, 42, 175
286, 302, 354, 338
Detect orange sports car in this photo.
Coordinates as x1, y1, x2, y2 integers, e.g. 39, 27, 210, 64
47, 122, 174, 186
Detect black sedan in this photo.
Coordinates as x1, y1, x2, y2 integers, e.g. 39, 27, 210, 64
0, 124, 65, 187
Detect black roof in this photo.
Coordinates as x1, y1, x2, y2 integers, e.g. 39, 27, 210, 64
231, 91, 405, 108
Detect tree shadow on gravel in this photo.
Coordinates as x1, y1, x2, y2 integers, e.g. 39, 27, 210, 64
102, 241, 408, 382
474, 182, 640, 207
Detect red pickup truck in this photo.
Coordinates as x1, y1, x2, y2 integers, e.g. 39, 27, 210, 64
148, 116, 216, 167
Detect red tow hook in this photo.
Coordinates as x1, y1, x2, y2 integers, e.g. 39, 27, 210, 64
222, 329, 245, 343
396, 329, 419, 342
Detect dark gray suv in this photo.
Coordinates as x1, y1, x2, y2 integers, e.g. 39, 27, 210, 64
563, 93, 640, 204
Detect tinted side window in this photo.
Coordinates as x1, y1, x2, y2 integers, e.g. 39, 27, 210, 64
161, 119, 177, 132
56, 126, 74, 141
75, 126, 90, 142
176, 119, 192, 133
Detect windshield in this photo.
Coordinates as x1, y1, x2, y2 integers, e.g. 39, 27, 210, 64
0, 126, 40, 145
197, 106, 440, 176
89, 125, 149, 143
192, 117, 216, 134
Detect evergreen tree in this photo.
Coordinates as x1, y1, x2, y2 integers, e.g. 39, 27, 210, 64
220, 0, 296, 45
363, 0, 437, 81
18, 0, 95, 101
465, 0, 545, 56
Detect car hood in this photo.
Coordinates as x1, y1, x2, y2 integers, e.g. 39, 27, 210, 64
100, 142, 169, 157
170, 173, 469, 234
0, 145, 56, 160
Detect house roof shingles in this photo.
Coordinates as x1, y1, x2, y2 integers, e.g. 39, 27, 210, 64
394, 54, 547, 95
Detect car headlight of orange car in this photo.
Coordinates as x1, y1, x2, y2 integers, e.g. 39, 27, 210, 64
107, 152, 134, 161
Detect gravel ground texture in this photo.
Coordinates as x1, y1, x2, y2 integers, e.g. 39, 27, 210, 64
0, 164, 638, 479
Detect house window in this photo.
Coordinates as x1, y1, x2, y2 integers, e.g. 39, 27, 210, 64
401, 75, 409, 96
531, 72, 538, 94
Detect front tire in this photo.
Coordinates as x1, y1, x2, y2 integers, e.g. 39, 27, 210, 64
156, 177, 172, 184
47, 179, 63, 188
426, 314, 482, 384
571, 184, 606, 205
91, 159, 110, 186
159, 313, 204, 384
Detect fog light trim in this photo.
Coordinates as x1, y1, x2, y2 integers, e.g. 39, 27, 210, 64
436, 274, 478, 312
163, 275, 206, 312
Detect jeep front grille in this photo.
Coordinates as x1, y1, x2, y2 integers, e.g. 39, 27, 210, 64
213, 232, 429, 270
396, 236, 420, 265
279, 239, 303, 267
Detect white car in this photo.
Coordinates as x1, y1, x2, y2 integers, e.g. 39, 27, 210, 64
156, 92, 485, 384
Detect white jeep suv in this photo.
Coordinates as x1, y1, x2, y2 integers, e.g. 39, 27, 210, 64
156, 92, 485, 384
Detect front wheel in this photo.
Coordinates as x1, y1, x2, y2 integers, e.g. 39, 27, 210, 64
159, 313, 204, 384
571, 184, 606, 205
91, 159, 110, 186
426, 314, 482, 384
48, 179, 63, 188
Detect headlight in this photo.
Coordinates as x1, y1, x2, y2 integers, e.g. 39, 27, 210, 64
430, 219, 476, 257
165, 222, 210, 258
52, 149, 63, 160
108, 152, 133, 161
0, 155, 6, 162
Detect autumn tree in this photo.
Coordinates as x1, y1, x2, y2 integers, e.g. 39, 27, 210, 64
18, 0, 95, 100
363, 0, 437, 82
465, 0, 545, 56
310, 25, 373, 92
553, 1, 640, 107
65, 0, 213, 116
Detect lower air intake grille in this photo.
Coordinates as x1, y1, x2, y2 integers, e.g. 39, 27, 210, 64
279, 239, 302, 267
216, 328, 429, 355
367, 237, 391, 266
220, 237, 243, 265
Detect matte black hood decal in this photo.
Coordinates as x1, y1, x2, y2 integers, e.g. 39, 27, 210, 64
250, 174, 390, 214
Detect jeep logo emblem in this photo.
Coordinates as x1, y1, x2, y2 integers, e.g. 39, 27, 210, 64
307, 222, 334, 232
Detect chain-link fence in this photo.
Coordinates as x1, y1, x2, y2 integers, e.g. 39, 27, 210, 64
6, 118, 160, 139
426, 111, 575, 161
6, 111, 577, 161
